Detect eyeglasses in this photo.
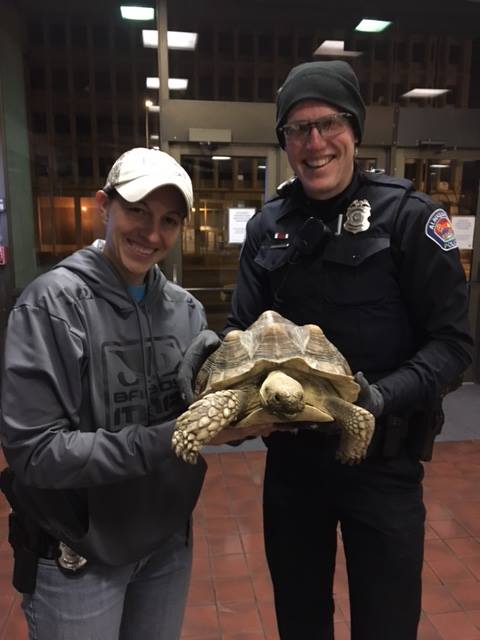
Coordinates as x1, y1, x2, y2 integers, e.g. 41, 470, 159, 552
279, 112, 352, 142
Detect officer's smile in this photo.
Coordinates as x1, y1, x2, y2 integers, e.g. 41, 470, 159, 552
303, 156, 335, 170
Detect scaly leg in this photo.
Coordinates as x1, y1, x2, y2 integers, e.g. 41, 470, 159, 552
172, 389, 247, 463
322, 396, 375, 464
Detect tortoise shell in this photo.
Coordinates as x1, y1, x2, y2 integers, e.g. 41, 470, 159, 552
194, 309, 358, 403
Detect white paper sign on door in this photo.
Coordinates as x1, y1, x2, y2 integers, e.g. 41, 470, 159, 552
228, 208, 256, 244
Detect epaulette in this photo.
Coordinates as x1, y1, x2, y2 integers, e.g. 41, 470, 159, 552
262, 176, 297, 206
360, 170, 413, 191
276, 176, 297, 197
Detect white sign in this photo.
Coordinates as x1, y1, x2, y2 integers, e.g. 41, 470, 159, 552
228, 207, 256, 244
452, 215, 476, 250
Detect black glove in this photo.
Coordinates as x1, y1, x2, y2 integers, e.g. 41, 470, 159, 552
353, 371, 384, 418
177, 330, 222, 405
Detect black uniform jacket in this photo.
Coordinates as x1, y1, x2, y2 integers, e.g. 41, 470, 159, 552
226, 169, 472, 419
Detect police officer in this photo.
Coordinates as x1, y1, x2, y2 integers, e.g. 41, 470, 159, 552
178, 61, 473, 639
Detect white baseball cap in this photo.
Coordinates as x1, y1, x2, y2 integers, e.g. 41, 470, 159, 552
103, 147, 193, 216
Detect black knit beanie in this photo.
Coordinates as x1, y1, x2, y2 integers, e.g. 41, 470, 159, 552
276, 60, 366, 148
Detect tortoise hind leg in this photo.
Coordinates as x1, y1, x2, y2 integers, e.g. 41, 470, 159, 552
322, 396, 375, 464
172, 389, 247, 464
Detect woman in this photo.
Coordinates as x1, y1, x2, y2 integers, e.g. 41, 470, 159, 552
0, 147, 210, 639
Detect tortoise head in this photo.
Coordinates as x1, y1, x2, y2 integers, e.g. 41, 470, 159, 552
259, 370, 305, 418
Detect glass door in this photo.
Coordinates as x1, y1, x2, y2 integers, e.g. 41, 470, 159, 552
181, 154, 267, 331
404, 157, 479, 281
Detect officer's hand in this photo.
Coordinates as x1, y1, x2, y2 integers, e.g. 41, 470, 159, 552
353, 371, 384, 418
177, 330, 222, 405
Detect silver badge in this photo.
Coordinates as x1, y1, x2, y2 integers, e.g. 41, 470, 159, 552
57, 542, 88, 572
343, 199, 371, 234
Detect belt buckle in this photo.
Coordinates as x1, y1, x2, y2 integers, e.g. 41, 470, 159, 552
56, 541, 87, 573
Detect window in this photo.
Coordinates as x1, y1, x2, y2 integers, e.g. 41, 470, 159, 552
95, 71, 111, 94
30, 67, 46, 90
54, 113, 70, 135
27, 22, 44, 46
449, 44, 462, 65
118, 115, 134, 137
218, 33, 233, 56
116, 71, 131, 93
298, 35, 313, 59
412, 42, 425, 63
56, 151, 73, 177
31, 112, 47, 134
76, 115, 91, 136
257, 77, 273, 101
198, 32, 213, 54
34, 155, 49, 177
71, 25, 88, 47
74, 70, 90, 94
99, 157, 113, 178
258, 34, 273, 57
97, 115, 113, 136
198, 75, 214, 100
219, 75, 234, 100
114, 26, 131, 50
52, 68, 68, 91
238, 33, 254, 57
49, 24, 66, 48
238, 77, 252, 101
78, 157, 93, 177
92, 24, 108, 50
278, 36, 293, 58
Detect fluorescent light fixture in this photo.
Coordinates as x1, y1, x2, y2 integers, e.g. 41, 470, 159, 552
168, 30, 198, 50
146, 77, 188, 90
168, 77, 188, 90
142, 30, 157, 47
430, 164, 450, 168
120, 6, 154, 20
211, 156, 231, 161
150, 134, 159, 140
142, 30, 198, 50
355, 19, 392, 32
257, 165, 266, 170
402, 88, 450, 98
314, 40, 362, 58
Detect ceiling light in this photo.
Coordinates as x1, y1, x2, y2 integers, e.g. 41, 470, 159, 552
314, 40, 362, 57
257, 165, 266, 170
430, 164, 450, 168
146, 77, 188, 90
142, 30, 198, 50
211, 156, 231, 161
402, 88, 450, 98
355, 19, 392, 32
168, 30, 198, 50
168, 77, 188, 90
120, 6, 154, 20
145, 99, 153, 107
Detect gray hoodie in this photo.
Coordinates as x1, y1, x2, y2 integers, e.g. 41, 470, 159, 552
1, 243, 207, 565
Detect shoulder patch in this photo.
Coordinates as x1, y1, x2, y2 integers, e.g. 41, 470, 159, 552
425, 209, 458, 251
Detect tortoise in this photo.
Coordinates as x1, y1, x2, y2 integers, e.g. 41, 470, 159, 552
172, 310, 375, 465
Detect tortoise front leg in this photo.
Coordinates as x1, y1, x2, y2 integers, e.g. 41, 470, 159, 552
322, 396, 375, 464
172, 389, 247, 464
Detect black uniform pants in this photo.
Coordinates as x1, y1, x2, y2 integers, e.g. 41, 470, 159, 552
263, 434, 425, 640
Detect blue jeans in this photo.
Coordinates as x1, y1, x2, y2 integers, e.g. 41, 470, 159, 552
22, 527, 192, 640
